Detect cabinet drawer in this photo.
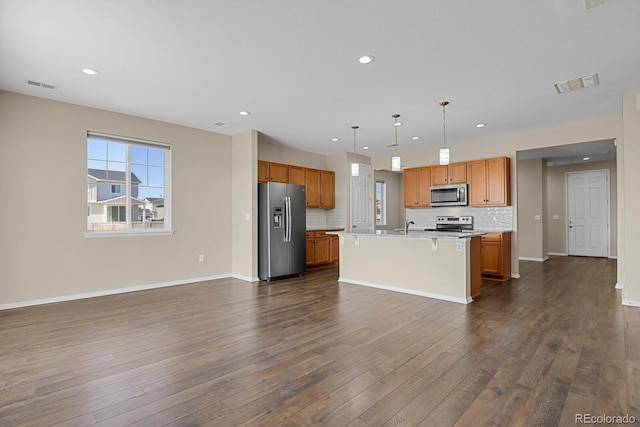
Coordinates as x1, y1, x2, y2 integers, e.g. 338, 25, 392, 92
481, 232, 502, 242
306, 231, 314, 239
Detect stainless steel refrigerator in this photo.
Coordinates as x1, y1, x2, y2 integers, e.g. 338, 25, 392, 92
258, 182, 306, 280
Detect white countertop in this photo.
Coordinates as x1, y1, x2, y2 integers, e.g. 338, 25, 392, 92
329, 229, 487, 240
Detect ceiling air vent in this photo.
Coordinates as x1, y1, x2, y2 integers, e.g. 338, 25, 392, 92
213, 122, 232, 128
27, 80, 57, 90
585, 0, 614, 8
554, 73, 599, 94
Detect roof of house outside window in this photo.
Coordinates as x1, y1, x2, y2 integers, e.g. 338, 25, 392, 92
88, 169, 141, 184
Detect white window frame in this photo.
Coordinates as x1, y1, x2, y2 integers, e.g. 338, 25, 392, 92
85, 132, 173, 238
376, 180, 387, 226
110, 184, 122, 194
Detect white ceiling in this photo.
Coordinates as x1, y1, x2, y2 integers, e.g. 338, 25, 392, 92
1, 0, 639, 158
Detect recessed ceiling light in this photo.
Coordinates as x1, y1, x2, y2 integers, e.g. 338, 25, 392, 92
357, 55, 375, 64
362, 146, 370, 150
411, 136, 420, 140
331, 138, 339, 142
239, 111, 251, 116
82, 68, 99, 75
583, 157, 591, 161
475, 123, 486, 128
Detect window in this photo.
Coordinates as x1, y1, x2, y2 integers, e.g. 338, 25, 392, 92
86, 132, 171, 235
376, 180, 386, 226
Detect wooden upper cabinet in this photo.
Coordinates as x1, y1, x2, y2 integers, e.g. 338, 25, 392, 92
258, 161, 289, 183
468, 157, 510, 206
319, 170, 335, 209
268, 162, 289, 183
431, 162, 467, 185
404, 166, 431, 208
288, 165, 306, 186
258, 160, 269, 183
258, 161, 335, 209
305, 168, 321, 208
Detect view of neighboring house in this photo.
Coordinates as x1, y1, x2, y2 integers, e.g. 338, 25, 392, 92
87, 168, 143, 230
142, 197, 164, 222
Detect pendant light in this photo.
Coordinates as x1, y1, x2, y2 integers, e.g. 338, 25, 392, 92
439, 101, 450, 165
391, 114, 401, 172
351, 125, 360, 177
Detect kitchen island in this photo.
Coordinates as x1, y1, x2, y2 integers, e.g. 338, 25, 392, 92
330, 230, 485, 304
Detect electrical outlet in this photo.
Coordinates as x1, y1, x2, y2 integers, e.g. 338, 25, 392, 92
456, 242, 462, 252
534, 215, 541, 221
198, 254, 204, 263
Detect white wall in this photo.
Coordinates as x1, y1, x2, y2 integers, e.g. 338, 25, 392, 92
0, 91, 234, 305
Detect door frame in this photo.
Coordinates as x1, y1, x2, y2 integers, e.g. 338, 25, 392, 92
565, 169, 610, 257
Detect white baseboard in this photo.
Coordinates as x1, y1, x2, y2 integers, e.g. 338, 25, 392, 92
338, 277, 471, 305
608, 255, 618, 260
622, 299, 640, 308
519, 256, 549, 262
0, 274, 252, 311
231, 274, 260, 282
547, 252, 568, 256
511, 274, 521, 279
615, 283, 624, 290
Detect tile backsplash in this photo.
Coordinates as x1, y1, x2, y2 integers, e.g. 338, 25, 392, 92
405, 206, 513, 231
306, 208, 346, 229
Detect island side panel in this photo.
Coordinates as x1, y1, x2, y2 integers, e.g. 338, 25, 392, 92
338, 235, 470, 303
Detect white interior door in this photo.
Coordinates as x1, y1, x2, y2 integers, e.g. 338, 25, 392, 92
567, 170, 609, 257
351, 164, 372, 231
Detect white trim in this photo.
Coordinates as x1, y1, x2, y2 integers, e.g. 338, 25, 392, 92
0, 274, 238, 311
547, 252, 568, 256
512, 274, 521, 279
231, 274, 260, 282
608, 255, 618, 260
338, 277, 472, 304
519, 256, 549, 262
615, 283, 623, 290
84, 230, 175, 238
622, 300, 640, 308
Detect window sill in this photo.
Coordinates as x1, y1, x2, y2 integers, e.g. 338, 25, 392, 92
84, 230, 175, 238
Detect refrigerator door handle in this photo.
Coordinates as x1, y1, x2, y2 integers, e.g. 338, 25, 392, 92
286, 196, 292, 242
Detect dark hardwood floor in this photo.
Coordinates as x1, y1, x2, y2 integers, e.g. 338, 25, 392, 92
1, 256, 638, 426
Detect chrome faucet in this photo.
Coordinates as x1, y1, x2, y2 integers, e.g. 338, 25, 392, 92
405, 220, 415, 233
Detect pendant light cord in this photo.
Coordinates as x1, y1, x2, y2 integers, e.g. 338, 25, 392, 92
352, 125, 358, 162
441, 101, 448, 149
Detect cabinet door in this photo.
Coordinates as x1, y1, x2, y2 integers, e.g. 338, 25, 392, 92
403, 168, 418, 208
468, 160, 488, 206
486, 157, 510, 206
481, 241, 502, 274
306, 237, 315, 267
305, 169, 321, 208
288, 166, 306, 186
431, 165, 449, 186
269, 162, 289, 183
449, 162, 468, 184
416, 167, 431, 207
330, 235, 339, 263
258, 161, 269, 183
314, 237, 331, 265
320, 170, 335, 209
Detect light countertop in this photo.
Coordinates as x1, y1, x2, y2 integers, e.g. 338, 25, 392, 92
329, 229, 487, 240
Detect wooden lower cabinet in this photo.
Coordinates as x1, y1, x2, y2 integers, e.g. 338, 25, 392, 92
307, 230, 342, 267
481, 231, 512, 281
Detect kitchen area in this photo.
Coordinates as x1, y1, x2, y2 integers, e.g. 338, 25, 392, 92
257, 148, 514, 303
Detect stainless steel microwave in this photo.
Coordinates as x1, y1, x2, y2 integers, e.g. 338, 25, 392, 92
430, 184, 468, 207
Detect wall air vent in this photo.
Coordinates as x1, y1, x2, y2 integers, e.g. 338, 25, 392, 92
554, 73, 599, 94
27, 80, 57, 90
